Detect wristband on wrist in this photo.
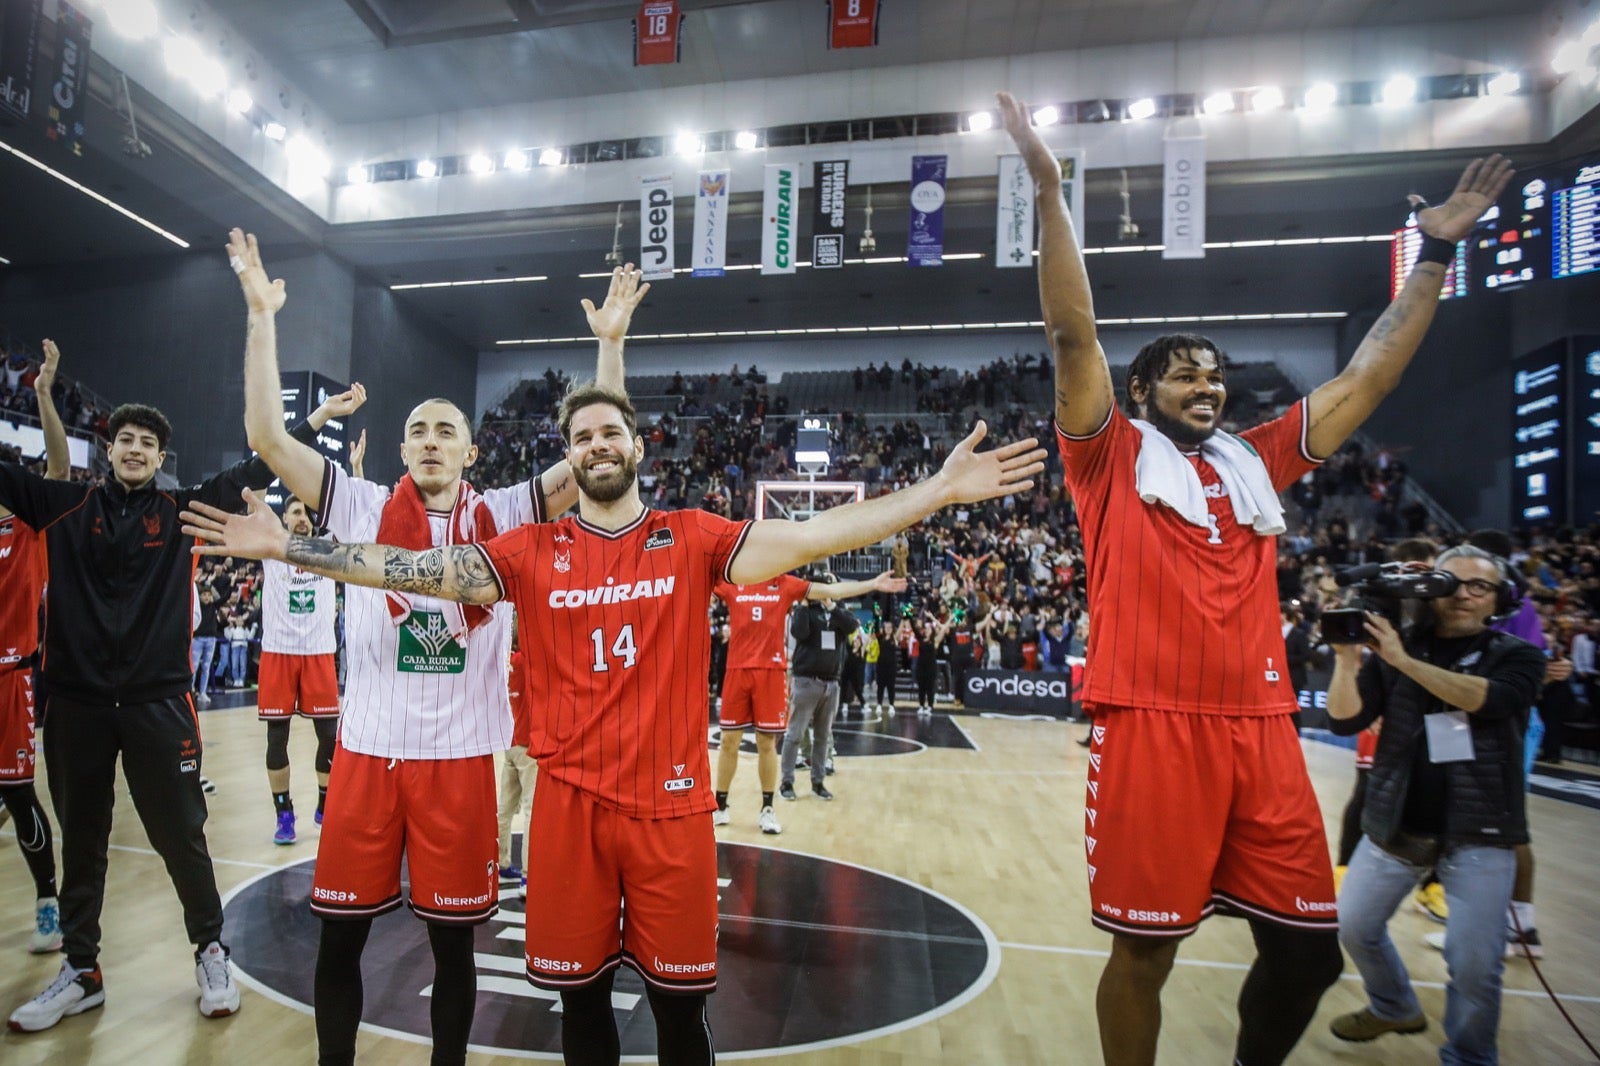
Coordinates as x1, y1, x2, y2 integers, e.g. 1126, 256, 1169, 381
1416, 234, 1457, 266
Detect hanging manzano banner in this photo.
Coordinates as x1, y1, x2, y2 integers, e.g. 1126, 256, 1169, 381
812, 160, 848, 270
46, 1, 92, 157
907, 154, 947, 267
633, 0, 683, 66
639, 175, 675, 281
827, 0, 880, 49
996, 154, 1034, 268
0, 0, 42, 124
761, 164, 797, 275
691, 170, 729, 277
1162, 133, 1206, 259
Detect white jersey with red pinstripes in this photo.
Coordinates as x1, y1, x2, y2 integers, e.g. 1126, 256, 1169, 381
319, 459, 542, 759
260, 557, 337, 655
479, 507, 752, 819
1058, 399, 1320, 715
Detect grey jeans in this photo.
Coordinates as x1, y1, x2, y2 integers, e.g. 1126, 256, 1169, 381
781, 675, 839, 787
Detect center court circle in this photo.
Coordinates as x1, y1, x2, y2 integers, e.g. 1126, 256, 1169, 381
223, 841, 999, 1059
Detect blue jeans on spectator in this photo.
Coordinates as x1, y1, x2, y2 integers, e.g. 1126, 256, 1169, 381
191, 637, 218, 696
1339, 835, 1516, 1065
228, 641, 249, 687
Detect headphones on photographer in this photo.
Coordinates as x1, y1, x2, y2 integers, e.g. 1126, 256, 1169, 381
1436, 545, 1522, 619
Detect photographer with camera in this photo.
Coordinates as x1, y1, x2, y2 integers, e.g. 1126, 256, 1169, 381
1325, 546, 1546, 1060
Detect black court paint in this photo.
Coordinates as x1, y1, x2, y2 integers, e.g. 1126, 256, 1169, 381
224, 843, 998, 1059
711, 710, 977, 756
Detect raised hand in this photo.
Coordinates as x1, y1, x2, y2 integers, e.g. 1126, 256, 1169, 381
315, 383, 368, 422
37, 339, 61, 393
582, 264, 650, 342
182, 490, 290, 560
871, 571, 910, 594
1412, 155, 1515, 244
997, 91, 1061, 187
936, 421, 1047, 505
349, 428, 368, 479
227, 227, 286, 314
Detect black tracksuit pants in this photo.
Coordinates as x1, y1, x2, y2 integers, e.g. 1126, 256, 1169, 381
42, 692, 224, 969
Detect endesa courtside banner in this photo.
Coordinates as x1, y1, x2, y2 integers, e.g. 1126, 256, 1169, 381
962, 667, 1080, 717
633, 1, 683, 66
907, 154, 947, 267
827, 0, 880, 49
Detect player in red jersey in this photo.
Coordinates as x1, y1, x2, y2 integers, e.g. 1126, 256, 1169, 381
182, 382, 1044, 1065
999, 91, 1513, 1066
711, 569, 904, 834
0, 339, 69, 956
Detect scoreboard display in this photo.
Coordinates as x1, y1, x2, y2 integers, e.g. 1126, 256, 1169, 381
1553, 165, 1600, 279
1509, 344, 1567, 526
1574, 338, 1600, 525
1471, 176, 1552, 292
257, 371, 351, 512
1391, 222, 1468, 299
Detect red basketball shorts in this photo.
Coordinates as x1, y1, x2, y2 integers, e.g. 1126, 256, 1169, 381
523, 774, 718, 993
1084, 707, 1336, 937
0, 670, 37, 784
719, 668, 788, 733
311, 749, 499, 924
256, 652, 341, 720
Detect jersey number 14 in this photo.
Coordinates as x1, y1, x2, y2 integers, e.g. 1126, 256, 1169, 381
590, 625, 639, 671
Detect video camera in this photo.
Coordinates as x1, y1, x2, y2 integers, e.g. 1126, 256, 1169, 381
1318, 562, 1461, 645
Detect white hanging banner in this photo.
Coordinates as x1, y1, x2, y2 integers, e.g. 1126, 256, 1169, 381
760, 164, 798, 275
639, 174, 675, 280
691, 170, 729, 277
996, 154, 1035, 268
1162, 133, 1206, 259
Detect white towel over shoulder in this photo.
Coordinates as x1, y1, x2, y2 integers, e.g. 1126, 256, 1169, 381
1130, 419, 1286, 536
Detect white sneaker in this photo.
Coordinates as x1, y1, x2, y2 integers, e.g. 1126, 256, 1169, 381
1423, 931, 1446, 952
759, 806, 782, 835
711, 807, 730, 827
195, 942, 240, 1018
8, 962, 104, 1032
30, 897, 63, 954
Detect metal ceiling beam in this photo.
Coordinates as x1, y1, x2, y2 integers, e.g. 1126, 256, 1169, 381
343, 0, 769, 49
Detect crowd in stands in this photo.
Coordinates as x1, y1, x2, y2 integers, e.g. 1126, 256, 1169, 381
2, 347, 114, 440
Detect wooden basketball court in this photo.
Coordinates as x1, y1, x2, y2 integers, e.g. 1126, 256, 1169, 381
2, 702, 1595, 1063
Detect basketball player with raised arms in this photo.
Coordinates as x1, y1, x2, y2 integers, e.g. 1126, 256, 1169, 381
711, 569, 904, 834
181, 383, 1045, 1066
223, 227, 648, 1066
998, 90, 1512, 1066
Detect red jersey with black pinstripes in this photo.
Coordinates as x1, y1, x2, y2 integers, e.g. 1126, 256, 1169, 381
479, 507, 751, 819
1058, 399, 1320, 715
713, 574, 810, 670
0, 516, 44, 666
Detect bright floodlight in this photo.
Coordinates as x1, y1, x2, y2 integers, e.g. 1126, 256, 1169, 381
286, 136, 328, 178
1126, 97, 1157, 121
467, 153, 494, 174
1553, 40, 1587, 75
1202, 91, 1234, 115
965, 111, 994, 132
503, 149, 531, 170
1031, 105, 1060, 127
673, 132, 702, 156
1484, 71, 1521, 96
538, 148, 564, 167
733, 130, 759, 150
226, 89, 253, 115
415, 158, 439, 178
1250, 85, 1285, 111
163, 35, 201, 75
345, 165, 370, 185
1584, 18, 1600, 47
263, 121, 287, 141
105, 0, 159, 40
1303, 82, 1338, 110
1381, 76, 1417, 106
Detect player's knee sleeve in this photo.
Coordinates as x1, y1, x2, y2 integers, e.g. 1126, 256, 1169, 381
645, 986, 713, 1066
265, 720, 292, 771
313, 717, 338, 774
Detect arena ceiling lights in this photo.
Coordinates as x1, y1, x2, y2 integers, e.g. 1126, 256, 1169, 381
0, 138, 189, 248
493, 312, 1348, 347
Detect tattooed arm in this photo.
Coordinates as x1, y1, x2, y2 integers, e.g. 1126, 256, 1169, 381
1303, 154, 1513, 458
181, 489, 504, 605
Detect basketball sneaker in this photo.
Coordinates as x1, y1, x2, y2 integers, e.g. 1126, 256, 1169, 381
314, 807, 324, 826
273, 811, 296, 845
8, 962, 104, 1032
812, 783, 834, 801
1413, 882, 1448, 923
1423, 930, 1446, 952
1505, 928, 1543, 959
498, 864, 523, 885
1330, 1007, 1427, 1042
195, 942, 240, 1018
779, 782, 797, 801
30, 898, 62, 954
759, 806, 782, 835
711, 808, 731, 827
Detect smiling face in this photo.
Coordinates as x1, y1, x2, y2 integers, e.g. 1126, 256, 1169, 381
565, 402, 643, 504
401, 400, 477, 496
1130, 348, 1227, 447
107, 424, 165, 490
282, 498, 315, 537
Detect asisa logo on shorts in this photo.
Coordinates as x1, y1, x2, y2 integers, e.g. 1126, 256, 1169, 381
397, 610, 467, 674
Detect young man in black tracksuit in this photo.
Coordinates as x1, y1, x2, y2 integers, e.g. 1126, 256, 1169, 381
1, 398, 336, 1034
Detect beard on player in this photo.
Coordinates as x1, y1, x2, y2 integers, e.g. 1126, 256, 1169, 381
574, 449, 639, 503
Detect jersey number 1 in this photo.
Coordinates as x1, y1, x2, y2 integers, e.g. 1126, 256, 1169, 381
591, 625, 638, 672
